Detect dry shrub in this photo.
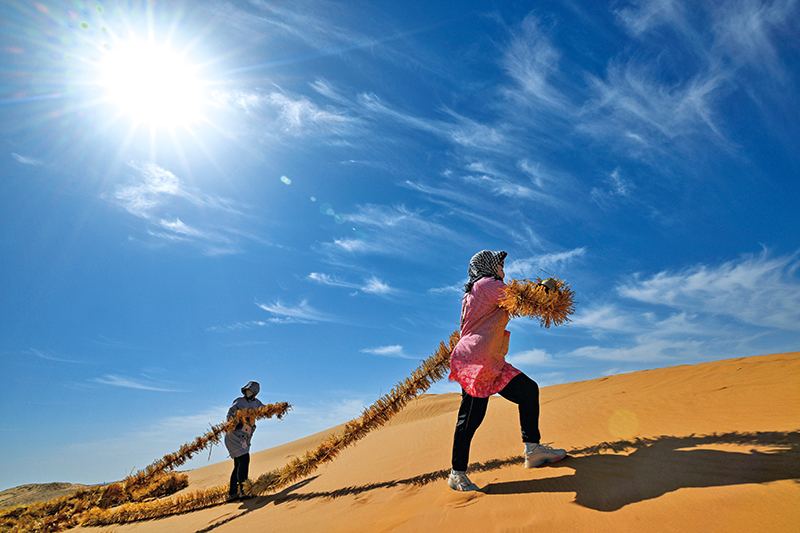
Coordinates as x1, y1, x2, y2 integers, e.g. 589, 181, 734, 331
500, 277, 576, 328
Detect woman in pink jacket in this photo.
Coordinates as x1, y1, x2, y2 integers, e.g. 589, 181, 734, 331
447, 250, 566, 492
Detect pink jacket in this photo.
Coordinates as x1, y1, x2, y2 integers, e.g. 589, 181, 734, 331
449, 277, 521, 397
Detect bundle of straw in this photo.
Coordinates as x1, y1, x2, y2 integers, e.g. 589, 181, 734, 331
78, 335, 459, 526
3, 402, 290, 532
1, 471, 188, 533
245, 330, 460, 496
126, 402, 291, 488
18, 281, 577, 530
500, 277, 576, 328
78, 402, 290, 527
80, 486, 230, 527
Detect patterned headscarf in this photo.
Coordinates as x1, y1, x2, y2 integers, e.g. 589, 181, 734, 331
464, 250, 507, 293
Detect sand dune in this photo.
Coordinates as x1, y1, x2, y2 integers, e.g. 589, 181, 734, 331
57, 352, 800, 531
0, 484, 89, 510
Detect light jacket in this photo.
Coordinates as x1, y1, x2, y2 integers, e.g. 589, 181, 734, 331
224, 385, 265, 458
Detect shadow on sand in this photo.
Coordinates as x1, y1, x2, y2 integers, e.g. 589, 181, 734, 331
482, 430, 800, 511
196, 431, 800, 530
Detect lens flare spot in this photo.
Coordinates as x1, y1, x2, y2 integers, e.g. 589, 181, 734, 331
334, 214, 345, 224
608, 409, 639, 439
320, 203, 334, 216
310, 197, 316, 202
280, 175, 291, 185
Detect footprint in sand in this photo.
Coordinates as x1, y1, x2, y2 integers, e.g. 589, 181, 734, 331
444, 490, 483, 508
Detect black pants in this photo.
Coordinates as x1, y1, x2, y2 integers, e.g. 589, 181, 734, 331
229, 453, 250, 496
451, 373, 541, 472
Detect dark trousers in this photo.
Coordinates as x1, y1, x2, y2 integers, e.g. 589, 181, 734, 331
451, 373, 541, 472
229, 453, 250, 495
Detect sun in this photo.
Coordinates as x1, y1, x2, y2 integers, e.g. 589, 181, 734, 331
100, 40, 206, 128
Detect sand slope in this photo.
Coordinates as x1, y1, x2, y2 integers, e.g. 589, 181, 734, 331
69, 351, 800, 532
0, 484, 89, 510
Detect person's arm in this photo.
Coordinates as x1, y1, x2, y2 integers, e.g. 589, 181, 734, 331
226, 399, 240, 421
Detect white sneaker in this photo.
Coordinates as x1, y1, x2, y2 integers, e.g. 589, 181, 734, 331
524, 442, 567, 468
447, 471, 480, 492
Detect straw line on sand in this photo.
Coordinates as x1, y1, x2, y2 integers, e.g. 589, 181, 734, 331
8, 277, 575, 531
3, 403, 290, 532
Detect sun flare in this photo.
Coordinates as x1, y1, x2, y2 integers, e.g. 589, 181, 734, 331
100, 41, 205, 128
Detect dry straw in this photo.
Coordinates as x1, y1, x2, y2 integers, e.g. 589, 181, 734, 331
73, 333, 460, 526
246, 330, 461, 496
7, 278, 575, 530
500, 277, 576, 328
125, 402, 292, 488
245, 278, 575, 496
0, 471, 188, 533
2, 402, 290, 533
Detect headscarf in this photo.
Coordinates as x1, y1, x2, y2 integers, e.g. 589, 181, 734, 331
464, 250, 507, 293
241, 381, 260, 398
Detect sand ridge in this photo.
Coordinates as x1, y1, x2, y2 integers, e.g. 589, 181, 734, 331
51, 352, 800, 531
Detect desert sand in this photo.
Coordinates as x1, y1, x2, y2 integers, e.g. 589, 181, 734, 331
23, 352, 800, 532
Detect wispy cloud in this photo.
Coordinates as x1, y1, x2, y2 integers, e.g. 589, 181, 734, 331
507, 348, 554, 367
355, 93, 514, 154
362, 276, 393, 294
428, 283, 463, 295
207, 320, 271, 332
615, 0, 690, 37
11, 153, 43, 166
567, 250, 800, 363
109, 162, 259, 254
711, 0, 796, 75
133, 407, 229, 438
585, 0, 795, 166
619, 250, 800, 331
581, 62, 727, 152
321, 204, 467, 259
256, 299, 336, 323
113, 163, 185, 219
461, 164, 558, 204
93, 374, 186, 392
570, 304, 643, 334
506, 248, 587, 277
591, 167, 635, 208
360, 345, 414, 359
28, 348, 85, 364
308, 272, 394, 295
308, 272, 356, 289
501, 14, 570, 111
212, 88, 358, 139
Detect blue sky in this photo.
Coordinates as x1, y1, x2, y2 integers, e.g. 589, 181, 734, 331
1, 0, 799, 491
